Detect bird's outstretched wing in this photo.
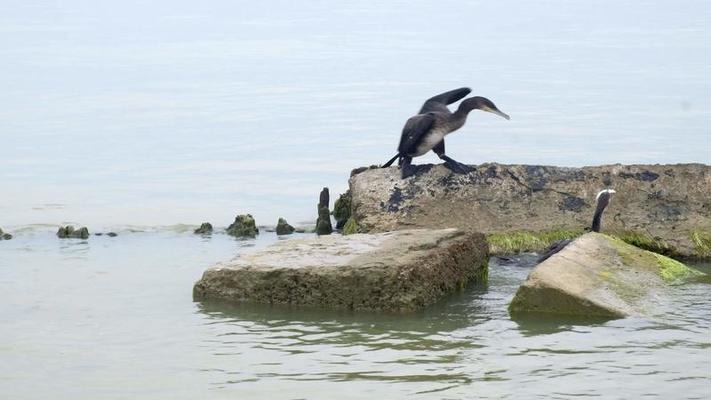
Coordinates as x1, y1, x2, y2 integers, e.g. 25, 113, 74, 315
397, 113, 436, 155
537, 239, 573, 263
419, 87, 472, 113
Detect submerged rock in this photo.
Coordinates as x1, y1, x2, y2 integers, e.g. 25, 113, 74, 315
275, 218, 295, 235
194, 222, 213, 235
95, 232, 119, 237
0, 228, 12, 240
294, 226, 315, 234
350, 163, 711, 259
57, 226, 90, 239
316, 187, 333, 235
227, 214, 259, 238
509, 232, 706, 319
333, 190, 352, 230
194, 228, 488, 312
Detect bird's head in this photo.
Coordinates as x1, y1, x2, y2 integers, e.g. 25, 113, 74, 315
595, 188, 616, 210
459, 96, 510, 120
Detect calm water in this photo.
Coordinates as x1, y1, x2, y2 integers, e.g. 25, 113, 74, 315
2, 0, 711, 226
1, 231, 709, 399
3, 1, 711, 398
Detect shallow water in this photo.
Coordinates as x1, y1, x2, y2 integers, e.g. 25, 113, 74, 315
3, 1, 711, 398
1, 232, 709, 399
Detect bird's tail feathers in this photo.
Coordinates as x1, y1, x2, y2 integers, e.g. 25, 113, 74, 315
381, 153, 400, 168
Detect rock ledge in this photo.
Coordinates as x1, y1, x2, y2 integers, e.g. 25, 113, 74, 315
193, 228, 488, 311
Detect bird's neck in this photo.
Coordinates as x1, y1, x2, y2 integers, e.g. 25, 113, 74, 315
591, 203, 607, 232
450, 108, 471, 129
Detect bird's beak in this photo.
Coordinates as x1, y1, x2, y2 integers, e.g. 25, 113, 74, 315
483, 106, 510, 120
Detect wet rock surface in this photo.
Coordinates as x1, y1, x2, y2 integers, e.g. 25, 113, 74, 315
0, 228, 12, 240
193, 228, 488, 312
194, 222, 213, 235
57, 226, 90, 239
509, 232, 705, 319
316, 187, 333, 235
350, 163, 711, 259
276, 218, 295, 235
227, 215, 259, 238
333, 190, 352, 229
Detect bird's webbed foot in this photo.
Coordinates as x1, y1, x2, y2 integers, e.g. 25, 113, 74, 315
440, 156, 473, 174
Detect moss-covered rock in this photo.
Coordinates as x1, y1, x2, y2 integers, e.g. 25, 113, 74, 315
226, 215, 259, 238
690, 230, 711, 258
0, 227, 12, 240
487, 229, 583, 255
333, 190, 352, 230
509, 232, 706, 319
194, 222, 213, 235
342, 218, 358, 235
57, 226, 90, 239
611, 230, 675, 256
276, 218, 295, 235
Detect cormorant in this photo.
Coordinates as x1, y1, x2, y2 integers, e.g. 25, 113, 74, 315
537, 189, 617, 263
382, 87, 510, 178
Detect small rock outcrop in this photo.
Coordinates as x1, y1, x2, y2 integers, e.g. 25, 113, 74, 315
316, 187, 333, 235
57, 226, 90, 239
333, 190, 352, 229
94, 232, 118, 237
194, 222, 213, 235
0, 228, 12, 240
349, 163, 711, 259
509, 232, 706, 319
275, 218, 295, 235
226, 215, 259, 238
193, 228, 489, 312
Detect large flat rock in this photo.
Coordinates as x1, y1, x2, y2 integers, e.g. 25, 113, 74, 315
349, 163, 711, 259
193, 229, 488, 311
509, 232, 706, 319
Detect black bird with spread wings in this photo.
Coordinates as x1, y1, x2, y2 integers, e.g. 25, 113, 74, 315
382, 87, 510, 178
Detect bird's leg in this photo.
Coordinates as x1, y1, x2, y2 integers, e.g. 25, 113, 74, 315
400, 155, 416, 179
433, 141, 472, 174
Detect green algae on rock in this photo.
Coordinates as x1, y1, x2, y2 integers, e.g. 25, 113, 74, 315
690, 230, 711, 258
342, 217, 359, 235
509, 232, 706, 319
488, 229, 685, 259
193, 228, 488, 312
226, 215, 259, 238
333, 190, 352, 230
57, 226, 90, 239
276, 218, 295, 235
487, 229, 583, 255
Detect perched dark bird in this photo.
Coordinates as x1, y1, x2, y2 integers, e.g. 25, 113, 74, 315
537, 189, 617, 263
382, 87, 510, 178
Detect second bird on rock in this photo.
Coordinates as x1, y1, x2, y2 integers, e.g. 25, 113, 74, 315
382, 87, 510, 179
